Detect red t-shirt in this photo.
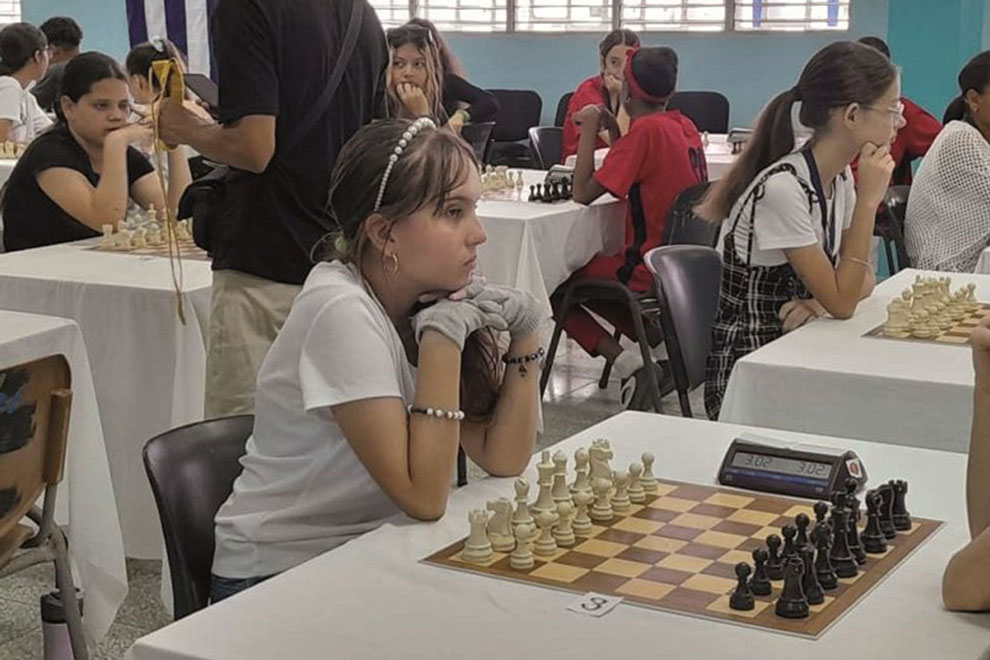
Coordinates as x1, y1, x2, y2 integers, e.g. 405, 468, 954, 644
852, 96, 941, 186
561, 75, 610, 162
592, 110, 707, 291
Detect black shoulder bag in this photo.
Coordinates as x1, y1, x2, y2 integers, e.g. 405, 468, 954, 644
179, 0, 365, 253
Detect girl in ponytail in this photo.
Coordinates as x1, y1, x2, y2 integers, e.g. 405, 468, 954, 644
904, 51, 990, 273
0, 23, 52, 143
702, 41, 902, 419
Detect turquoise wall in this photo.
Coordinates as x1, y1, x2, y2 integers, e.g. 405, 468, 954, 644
24, 0, 987, 129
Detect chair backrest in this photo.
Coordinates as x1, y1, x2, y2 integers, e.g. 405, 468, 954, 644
460, 121, 495, 165
884, 184, 911, 270
644, 246, 723, 391
661, 181, 717, 247
555, 92, 573, 127
490, 89, 543, 142
528, 126, 563, 170
0, 355, 71, 549
143, 415, 254, 619
668, 91, 730, 134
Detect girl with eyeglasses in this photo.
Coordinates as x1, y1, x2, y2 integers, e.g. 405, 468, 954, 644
385, 21, 498, 132
698, 41, 902, 419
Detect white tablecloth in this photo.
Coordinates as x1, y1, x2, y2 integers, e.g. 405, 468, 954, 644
0, 241, 213, 557
124, 411, 986, 660
719, 269, 989, 453
563, 133, 737, 180
477, 169, 624, 318
1, 311, 126, 640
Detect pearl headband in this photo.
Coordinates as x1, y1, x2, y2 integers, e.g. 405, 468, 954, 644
374, 117, 437, 212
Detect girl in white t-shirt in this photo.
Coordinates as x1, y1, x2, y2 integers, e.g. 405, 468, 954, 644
0, 23, 52, 144
697, 41, 902, 419
210, 118, 542, 602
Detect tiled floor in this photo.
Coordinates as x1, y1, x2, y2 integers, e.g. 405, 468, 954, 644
0, 337, 705, 659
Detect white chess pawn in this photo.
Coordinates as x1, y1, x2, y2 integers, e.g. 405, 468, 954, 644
612, 470, 631, 512
641, 452, 658, 493
627, 462, 646, 503
100, 224, 114, 248
133, 228, 147, 248
572, 490, 594, 536
510, 523, 535, 570
533, 510, 559, 556
463, 509, 494, 563
552, 501, 576, 547
571, 447, 592, 496
590, 477, 613, 521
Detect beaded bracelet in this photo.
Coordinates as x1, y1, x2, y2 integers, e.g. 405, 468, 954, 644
501, 347, 545, 376
407, 404, 465, 421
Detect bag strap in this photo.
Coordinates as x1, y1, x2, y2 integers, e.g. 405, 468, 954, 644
281, 0, 365, 155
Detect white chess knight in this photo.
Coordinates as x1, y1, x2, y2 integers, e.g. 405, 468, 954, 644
486, 499, 515, 552
588, 439, 613, 482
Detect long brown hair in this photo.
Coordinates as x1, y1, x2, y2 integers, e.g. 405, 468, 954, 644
326, 119, 500, 420
699, 41, 896, 221
385, 23, 446, 122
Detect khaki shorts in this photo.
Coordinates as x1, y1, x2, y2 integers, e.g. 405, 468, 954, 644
205, 269, 301, 418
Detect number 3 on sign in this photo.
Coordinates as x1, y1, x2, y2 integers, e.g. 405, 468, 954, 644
567, 592, 623, 618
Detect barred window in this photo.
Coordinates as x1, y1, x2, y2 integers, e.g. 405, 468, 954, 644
622, 0, 725, 33
0, 1, 19, 25
734, 0, 850, 31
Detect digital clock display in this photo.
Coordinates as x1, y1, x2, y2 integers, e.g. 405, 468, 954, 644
730, 452, 832, 480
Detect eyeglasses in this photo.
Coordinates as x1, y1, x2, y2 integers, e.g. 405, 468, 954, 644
865, 101, 905, 118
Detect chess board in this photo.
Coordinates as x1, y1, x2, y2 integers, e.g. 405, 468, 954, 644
864, 303, 990, 345
423, 479, 941, 639
86, 237, 210, 262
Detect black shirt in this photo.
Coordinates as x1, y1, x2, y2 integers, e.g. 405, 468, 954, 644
210, 0, 388, 284
442, 73, 499, 124
1, 123, 154, 252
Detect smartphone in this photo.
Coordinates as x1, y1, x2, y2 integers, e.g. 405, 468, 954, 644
183, 73, 219, 109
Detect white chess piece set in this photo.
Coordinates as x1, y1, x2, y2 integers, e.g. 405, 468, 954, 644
481, 165, 525, 194
100, 204, 193, 251
0, 141, 26, 159
461, 438, 660, 568
882, 275, 980, 338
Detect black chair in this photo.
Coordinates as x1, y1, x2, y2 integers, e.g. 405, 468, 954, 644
555, 92, 574, 127
541, 281, 664, 413
460, 121, 495, 165
143, 415, 254, 619
488, 89, 543, 168
874, 185, 911, 274
644, 246, 723, 417
660, 182, 717, 247
528, 126, 563, 169
668, 91, 730, 134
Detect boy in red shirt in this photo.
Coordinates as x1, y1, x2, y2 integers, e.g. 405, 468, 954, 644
858, 36, 941, 185
558, 46, 707, 409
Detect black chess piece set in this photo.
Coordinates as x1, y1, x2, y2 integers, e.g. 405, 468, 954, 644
729, 477, 912, 618
528, 179, 572, 203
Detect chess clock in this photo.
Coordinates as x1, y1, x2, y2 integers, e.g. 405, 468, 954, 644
717, 433, 867, 499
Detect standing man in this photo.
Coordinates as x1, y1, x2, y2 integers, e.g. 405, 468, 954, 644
33, 16, 82, 112
158, 0, 387, 417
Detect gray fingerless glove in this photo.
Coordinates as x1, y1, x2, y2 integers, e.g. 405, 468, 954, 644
472, 285, 545, 338
412, 297, 508, 350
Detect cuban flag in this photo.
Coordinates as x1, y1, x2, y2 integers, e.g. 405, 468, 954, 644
125, 0, 217, 76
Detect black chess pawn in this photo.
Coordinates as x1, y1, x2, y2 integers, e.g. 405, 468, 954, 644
892, 480, 912, 531
749, 548, 772, 596
828, 504, 858, 578
861, 490, 888, 554
800, 546, 825, 605
813, 500, 829, 528
844, 479, 867, 565
551, 181, 562, 201
765, 534, 784, 581
813, 522, 838, 590
781, 524, 798, 560
878, 484, 897, 539
729, 562, 755, 611
534, 183, 543, 201
794, 513, 811, 551
774, 556, 810, 619
528, 185, 536, 202
561, 178, 572, 199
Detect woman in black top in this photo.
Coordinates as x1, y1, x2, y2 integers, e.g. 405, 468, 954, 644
2, 52, 191, 252
385, 22, 498, 133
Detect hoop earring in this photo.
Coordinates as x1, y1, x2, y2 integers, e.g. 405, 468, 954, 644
385, 252, 399, 275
